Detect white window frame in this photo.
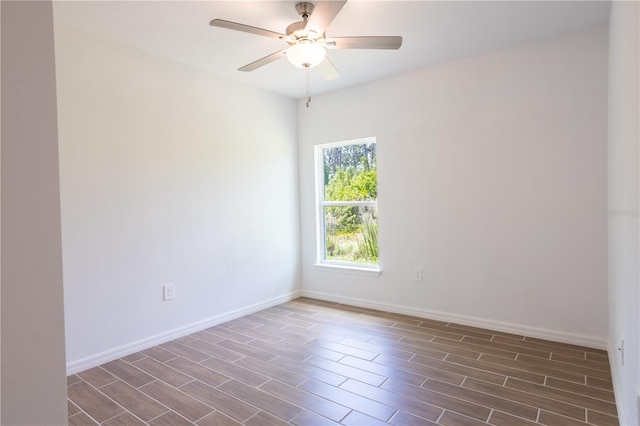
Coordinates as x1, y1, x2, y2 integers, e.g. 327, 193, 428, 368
314, 137, 381, 276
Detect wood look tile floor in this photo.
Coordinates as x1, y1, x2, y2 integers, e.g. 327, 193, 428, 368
67, 298, 619, 426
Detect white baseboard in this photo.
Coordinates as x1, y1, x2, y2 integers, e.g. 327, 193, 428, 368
66, 290, 302, 375
607, 339, 638, 426
607, 341, 624, 425
301, 290, 608, 350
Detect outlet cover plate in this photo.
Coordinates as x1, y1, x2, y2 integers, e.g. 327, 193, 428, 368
413, 267, 423, 282
163, 284, 175, 301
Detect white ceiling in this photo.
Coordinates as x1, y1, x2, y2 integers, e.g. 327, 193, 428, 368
53, 0, 611, 100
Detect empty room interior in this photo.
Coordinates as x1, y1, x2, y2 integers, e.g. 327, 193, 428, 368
1, 0, 639, 425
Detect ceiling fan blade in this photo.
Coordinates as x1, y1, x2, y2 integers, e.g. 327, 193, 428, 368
305, 0, 347, 37
327, 36, 403, 50
317, 57, 341, 81
238, 49, 288, 72
209, 19, 285, 40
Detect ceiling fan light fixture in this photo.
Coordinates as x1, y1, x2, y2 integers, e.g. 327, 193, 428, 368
286, 42, 326, 68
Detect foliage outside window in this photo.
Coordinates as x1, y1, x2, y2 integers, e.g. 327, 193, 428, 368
315, 138, 378, 269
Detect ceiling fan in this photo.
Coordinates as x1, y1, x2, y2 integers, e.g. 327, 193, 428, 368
209, 0, 402, 106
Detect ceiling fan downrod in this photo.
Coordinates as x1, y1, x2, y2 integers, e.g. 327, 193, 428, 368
295, 2, 314, 20
305, 65, 312, 108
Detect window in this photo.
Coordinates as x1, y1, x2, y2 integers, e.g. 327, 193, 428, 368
315, 138, 379, 272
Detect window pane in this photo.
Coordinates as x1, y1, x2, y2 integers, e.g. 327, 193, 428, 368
325, 205, 378, 265
323, 143, 376, 202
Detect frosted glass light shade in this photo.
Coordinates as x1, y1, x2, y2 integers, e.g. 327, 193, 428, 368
286, 43, 326, 68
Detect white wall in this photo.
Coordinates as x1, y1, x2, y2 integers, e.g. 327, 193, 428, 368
298, 26, 609, 347
607, 2, 640, 424
1, 1, 68, 423
54, 25, 301, 371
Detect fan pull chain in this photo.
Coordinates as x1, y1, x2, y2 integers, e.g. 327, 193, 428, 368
305, 65, 311, 107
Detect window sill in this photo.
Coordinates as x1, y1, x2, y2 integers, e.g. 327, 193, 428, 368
314, 263, 382, 277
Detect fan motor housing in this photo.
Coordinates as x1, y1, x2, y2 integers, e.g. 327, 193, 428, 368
286, 21, 307, 39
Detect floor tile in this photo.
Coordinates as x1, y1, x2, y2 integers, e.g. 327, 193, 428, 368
259, 379, 351, 422
373, 354, 466, 386
290, 409, 343, 426
299, 378, 396, 422
179, 380, 260, 422
339, 354, 426, 386
505, 377, 617, 417
268, 355, 348, 386
138, 380, 214, 422
389, 410, 439, 426
243, 411, 290, 426
159, 341, 210, 363
339, 378, 442, 421
101, 359, 155, 388
233, 354, 307, 386
199, 355, 269, 387
463, 377, 587, 421
304, 355, 386, 386
66, 298, 618, 426
68, 411, 100, 426
381, 378, 491, 422
218, 379, 302, 421
141, 346, 178, 363
101, 411, 146, 426
131, 356, 193, 387
437, 410, 489, 426
77, 366, 118, 388
340, 410, 390, 426
147, 411, 193, 426
195, 411, 243, 426
165, 357, 229, 388
100, 380, 169, 421
67, 381, 124, 423
587, 409, 620, 426
183, 338, 244, 362
421, 378, 538, 421
489, 410, 542, 426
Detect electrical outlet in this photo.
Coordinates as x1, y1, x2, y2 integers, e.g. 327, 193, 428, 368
163, 284, 175, 301
413, 267, 423, 282
619, 338, 624, 366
